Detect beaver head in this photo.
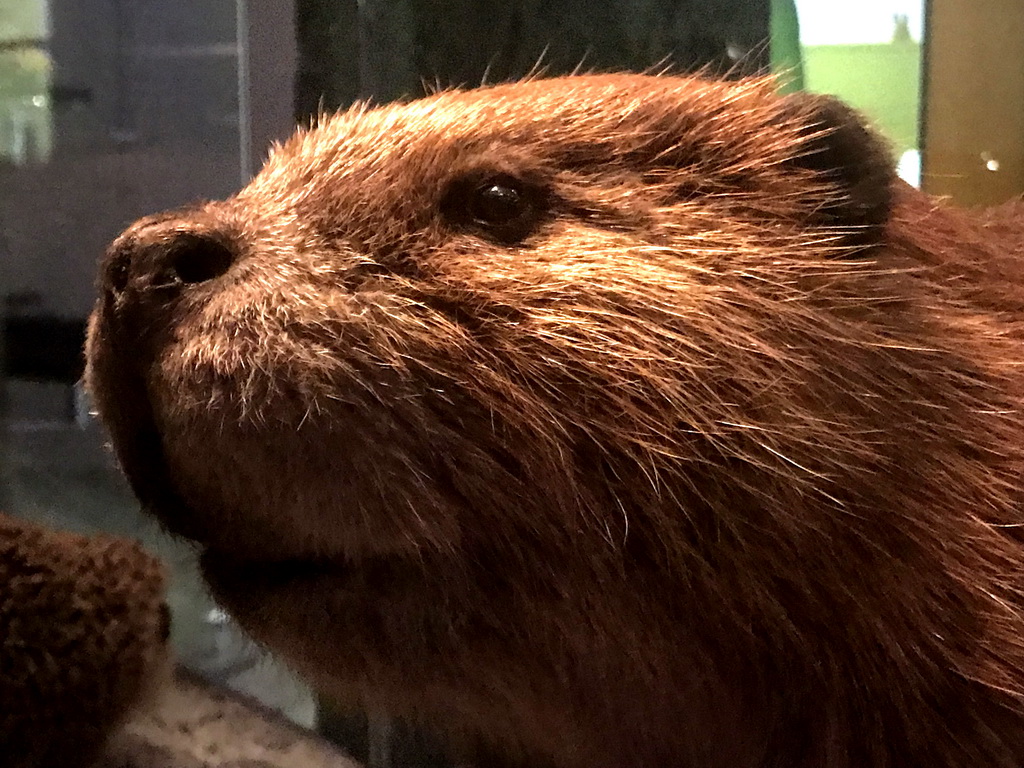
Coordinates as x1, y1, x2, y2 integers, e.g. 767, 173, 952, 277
86, 74, 1024, 768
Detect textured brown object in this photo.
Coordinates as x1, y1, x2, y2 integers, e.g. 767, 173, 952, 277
87, 74, 1024, 767
0, 512, 169, 768
98, 667, 358, 768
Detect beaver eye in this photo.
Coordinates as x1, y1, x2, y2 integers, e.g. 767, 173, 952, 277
470, 183, 526, 225
443, 174, 546, 244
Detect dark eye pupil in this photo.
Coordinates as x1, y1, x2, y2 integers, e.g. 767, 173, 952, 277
442, 173, 546, 244
473, 183, 524, 224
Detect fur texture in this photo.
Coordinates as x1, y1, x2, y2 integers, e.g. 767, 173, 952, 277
87, 74, 1024, 768
0, 512, 169, 768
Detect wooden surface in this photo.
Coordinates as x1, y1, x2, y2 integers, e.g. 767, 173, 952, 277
99, 668, 360, 768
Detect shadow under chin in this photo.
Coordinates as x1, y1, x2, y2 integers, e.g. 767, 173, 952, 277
200, 549, 343, 591
197, 547, 413, 612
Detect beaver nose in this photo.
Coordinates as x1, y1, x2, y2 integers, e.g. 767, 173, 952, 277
104, 220, 237, 306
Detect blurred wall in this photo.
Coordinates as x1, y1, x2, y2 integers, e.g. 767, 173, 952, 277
1, 0, 241, 320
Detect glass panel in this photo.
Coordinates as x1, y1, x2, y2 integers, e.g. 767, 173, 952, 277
786, 0, 926, 186
0, 0, 314, 728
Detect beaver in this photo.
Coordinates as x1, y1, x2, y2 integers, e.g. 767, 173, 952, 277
85, 73, 1024, 768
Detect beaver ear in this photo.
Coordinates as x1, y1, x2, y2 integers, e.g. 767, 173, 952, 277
780, 93, 896, 248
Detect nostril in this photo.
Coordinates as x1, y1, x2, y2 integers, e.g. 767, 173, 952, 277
167, 234, 236, 285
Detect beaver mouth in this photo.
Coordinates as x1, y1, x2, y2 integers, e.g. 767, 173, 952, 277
93, 361, 372, 584
95, 397, 289, 564
119, 421, 219, 545
90, 314, 421, 597
123, 432, 366, 592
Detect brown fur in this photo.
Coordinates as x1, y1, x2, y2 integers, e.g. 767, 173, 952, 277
86, 74, 1024, 767
0, 513, 169, 767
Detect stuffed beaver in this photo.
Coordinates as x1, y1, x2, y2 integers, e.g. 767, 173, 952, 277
85, 74, 1024, 768
0, 512, 169, 768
